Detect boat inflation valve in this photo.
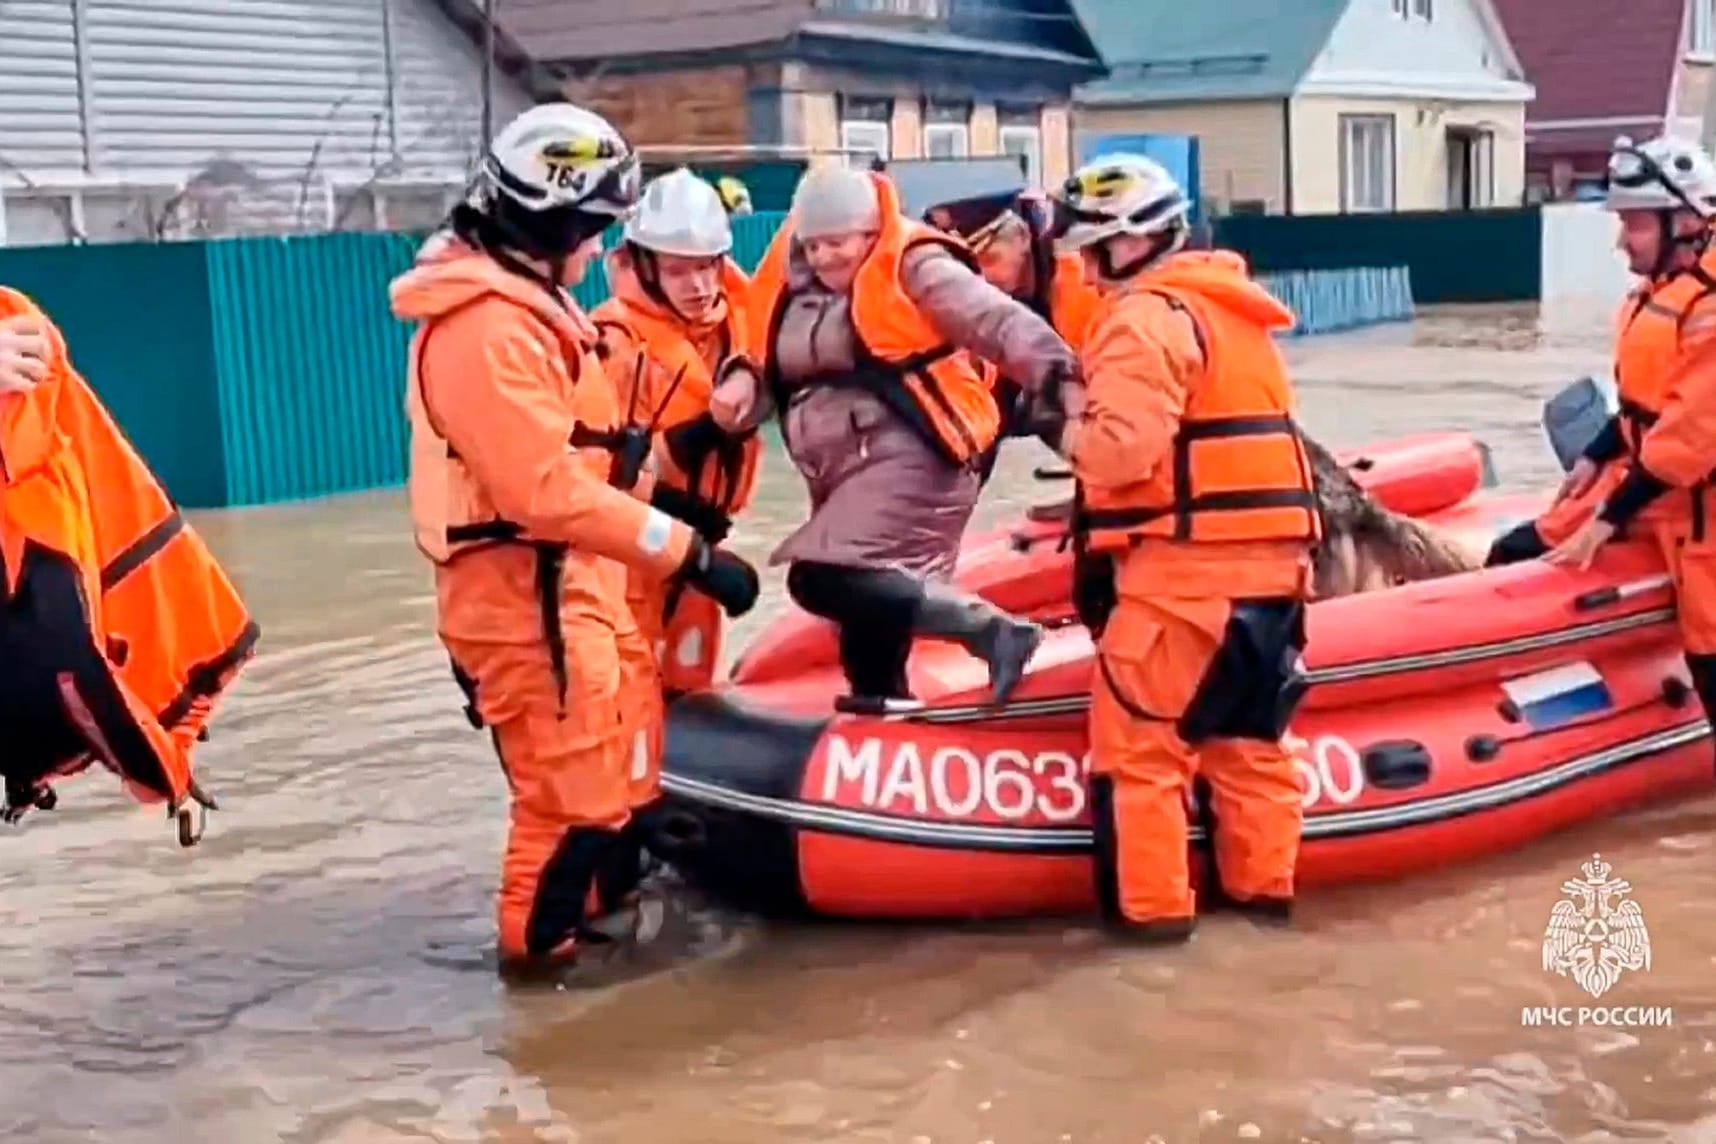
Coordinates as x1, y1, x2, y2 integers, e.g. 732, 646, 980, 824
1360, 740, 1432, 789
1465, 734, 1503, 762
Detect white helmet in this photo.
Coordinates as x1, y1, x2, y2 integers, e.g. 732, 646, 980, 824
1052, 153, 1190, 254
623, 168, 733, 257
479, 102, 639, 219
1605, 134, 1716, 217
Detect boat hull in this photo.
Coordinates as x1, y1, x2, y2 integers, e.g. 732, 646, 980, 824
647, 435, 1714, 920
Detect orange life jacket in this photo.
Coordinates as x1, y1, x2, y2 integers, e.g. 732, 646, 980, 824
1074, 274, 1323, 551
1612, 248, 1716, 452
1609, 246, 1716, 533
0, 287, 257, 839
403, 255, 649, 710
591, 258, 763, 517
1038, 248, 1101, 353
406, 271, 637, 567
754, 172, 1001, 468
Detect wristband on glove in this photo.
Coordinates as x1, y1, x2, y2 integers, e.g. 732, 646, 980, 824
651, 483, 732, 542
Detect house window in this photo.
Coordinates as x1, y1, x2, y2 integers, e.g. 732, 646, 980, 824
1340, 114, 1396, 212
1691, 0, 1713, 55
924, 123, 969, 158
1000, 125, 1042, 185
998, 105, 1042, 184
923, 100, 970, 159
841, 120, 890, 167
840, 94, 892, 167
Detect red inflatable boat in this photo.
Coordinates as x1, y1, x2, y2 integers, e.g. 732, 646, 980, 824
644, 431, 1714, 919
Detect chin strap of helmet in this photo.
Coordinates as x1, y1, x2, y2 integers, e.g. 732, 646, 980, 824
1089, 222, 1186, 282
452, 193, 612, 305
1650, 211, 1714, 280
622, 241, 696, 322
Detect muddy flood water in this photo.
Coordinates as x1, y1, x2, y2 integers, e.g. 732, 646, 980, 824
6, 301, 1716, 1144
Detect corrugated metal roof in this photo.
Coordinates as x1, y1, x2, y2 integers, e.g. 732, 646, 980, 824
470, 0, 1101, 70
480, 0, 804, 61
1070, 0, 1349, 105
1491, 0, 1681, 125
799, 20, 1097, 67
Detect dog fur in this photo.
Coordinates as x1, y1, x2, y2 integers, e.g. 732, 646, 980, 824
1303, 433, 1483, 599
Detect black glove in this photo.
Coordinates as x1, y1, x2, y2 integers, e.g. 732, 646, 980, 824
1072, 550, 1117, 637
994, 378, 1028, 439
1020, 362, 1078, 452
651, 483, 732, 543
678, 535, 759, 618
662, 412, 726, 474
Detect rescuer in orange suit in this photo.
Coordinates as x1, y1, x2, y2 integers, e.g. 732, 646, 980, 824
388, 103, 761, 977
1043, 154, 1323, 942
1537, 134, 1716, 737
1, 286, 258, 843
923, 186, 1102, 484
593, 167, 762, 730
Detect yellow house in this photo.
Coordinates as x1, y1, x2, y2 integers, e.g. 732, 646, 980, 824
1069, 0, 1535, 214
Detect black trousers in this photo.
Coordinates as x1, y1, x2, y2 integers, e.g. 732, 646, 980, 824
786, 561, 925, 699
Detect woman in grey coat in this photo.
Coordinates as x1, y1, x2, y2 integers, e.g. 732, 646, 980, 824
708, 165, 1081, 709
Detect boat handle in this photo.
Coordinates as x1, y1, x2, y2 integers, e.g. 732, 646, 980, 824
1572, 574, 1673, 612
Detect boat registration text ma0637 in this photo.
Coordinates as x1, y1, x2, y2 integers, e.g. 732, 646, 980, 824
809, 730, 1369, 826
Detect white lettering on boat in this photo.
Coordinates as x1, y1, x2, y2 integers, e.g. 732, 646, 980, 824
819, 735, 1090, 824
818, 732, 1365, 821
1286, 732, 1366, 809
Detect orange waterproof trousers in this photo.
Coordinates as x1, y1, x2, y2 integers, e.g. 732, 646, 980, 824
1090, 593, 1304, 929
1657, 511, 1716, 733
628, 574, 724, 698
616, 617, 665, 811
1657, 514, 1716, 657
620, 577, 723, 819
444, 633, 634, 963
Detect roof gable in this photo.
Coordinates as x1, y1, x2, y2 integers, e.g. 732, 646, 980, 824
1296, 0, 1533, 103
1072, 0, 1349, 105
1491, 0, 1682, 124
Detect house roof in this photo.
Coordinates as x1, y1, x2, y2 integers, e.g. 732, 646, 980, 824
1491, 0, 1683, 129
474, 0, 1100, 70
484, 0, 809, 61
1070, 0, 1350, 105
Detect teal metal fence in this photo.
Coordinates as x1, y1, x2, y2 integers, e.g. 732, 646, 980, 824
1, 211, 1415, 509
1260, 265, 1414, 336
1215, 208, 1542, 304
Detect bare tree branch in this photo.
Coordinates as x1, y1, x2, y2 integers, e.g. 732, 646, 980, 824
295, 87, 367, 228
0, 151, 86, 244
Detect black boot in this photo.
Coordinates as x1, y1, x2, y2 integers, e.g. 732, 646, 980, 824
912, 586, 1043, 704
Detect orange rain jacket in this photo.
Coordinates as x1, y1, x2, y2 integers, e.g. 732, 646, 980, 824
1, 286, 257, 836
